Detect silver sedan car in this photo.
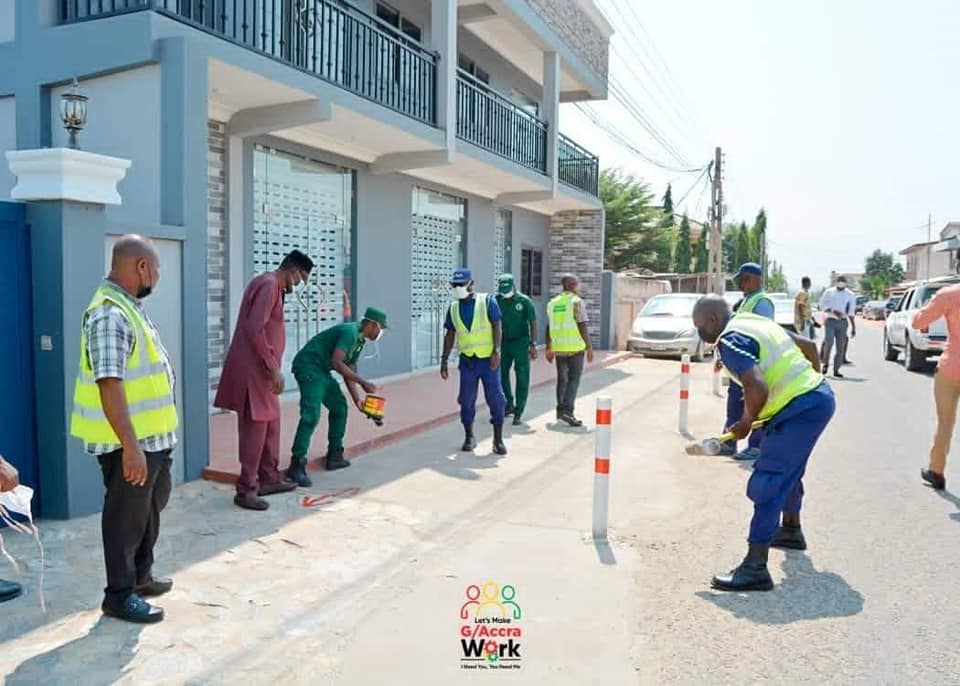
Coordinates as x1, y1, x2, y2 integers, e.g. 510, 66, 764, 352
628, 293, 709, 361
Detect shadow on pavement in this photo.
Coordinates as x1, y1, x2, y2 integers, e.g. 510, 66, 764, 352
934, 489, 960, 521
5, 616, 141, 686
695, 552, 864, 624
0, 365, 634, 650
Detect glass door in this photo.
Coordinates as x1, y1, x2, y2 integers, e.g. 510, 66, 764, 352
253, 146, 354, 389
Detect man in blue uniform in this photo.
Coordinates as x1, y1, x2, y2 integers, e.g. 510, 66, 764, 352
720, 263, 775, 461
441, 269, 508, 456
693, 295, 835, 591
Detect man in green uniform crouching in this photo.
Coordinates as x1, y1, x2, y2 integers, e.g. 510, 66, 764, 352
285, 308, 387, 486
495, 274, 538, 426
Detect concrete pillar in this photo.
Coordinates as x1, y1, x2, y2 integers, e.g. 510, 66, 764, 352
549, 209, 605, 347
7, 147, 131, 517
542, 51, 560, 194
431, 0, 457, 158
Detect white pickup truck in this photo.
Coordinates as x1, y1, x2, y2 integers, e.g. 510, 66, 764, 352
883, 279, 955, 371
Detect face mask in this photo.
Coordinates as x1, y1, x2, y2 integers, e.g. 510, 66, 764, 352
374, 324, 385, 342
136, 272, 153, 299
501, 289, 515, 299
837, 284, 846, 291
453, 286, 470, 300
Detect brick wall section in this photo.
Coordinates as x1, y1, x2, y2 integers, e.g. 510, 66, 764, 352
207, 120, 227, 404
549, 209, 604, 346
525, 0, 609, 82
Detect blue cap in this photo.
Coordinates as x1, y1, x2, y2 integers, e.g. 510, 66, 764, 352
735, 262, 763, 278
451, 268, 472, 285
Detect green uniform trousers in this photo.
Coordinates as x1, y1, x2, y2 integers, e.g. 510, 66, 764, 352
501, 337, 531, 416
291, 367, 348, 460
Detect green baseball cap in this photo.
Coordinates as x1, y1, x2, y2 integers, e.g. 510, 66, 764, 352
497, 273, 515, 295
363, 306, 388, 329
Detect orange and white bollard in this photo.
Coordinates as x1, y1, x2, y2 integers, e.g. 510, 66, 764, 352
593, 396, 612, 540
713, 360, 723, 397
678, 354, 690, 434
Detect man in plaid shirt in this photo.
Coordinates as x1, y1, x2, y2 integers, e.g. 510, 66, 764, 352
72, 236, 178, 624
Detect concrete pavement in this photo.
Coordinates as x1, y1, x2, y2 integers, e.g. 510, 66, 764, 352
2, 326, 960, 684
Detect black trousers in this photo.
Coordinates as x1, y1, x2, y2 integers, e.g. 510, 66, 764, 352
556, 351, 585, 416
98, 448, 173, 604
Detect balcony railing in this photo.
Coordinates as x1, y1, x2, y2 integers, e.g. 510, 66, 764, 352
558, 133, 599, 196
456, 70, 547, 175
60, 0, 438, 125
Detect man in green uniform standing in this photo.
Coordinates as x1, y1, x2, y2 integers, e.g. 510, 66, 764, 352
495, 274, 538, 426
285, 307, 388, 486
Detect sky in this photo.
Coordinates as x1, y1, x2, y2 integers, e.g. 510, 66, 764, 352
559, 0, 960, 289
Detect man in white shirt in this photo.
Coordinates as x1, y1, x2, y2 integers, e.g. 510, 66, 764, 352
818, 275, 857, 378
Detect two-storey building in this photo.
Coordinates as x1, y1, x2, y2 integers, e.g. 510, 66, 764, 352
0, 0, 611, 516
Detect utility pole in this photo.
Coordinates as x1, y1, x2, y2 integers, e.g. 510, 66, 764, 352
708, 146, 723, 293
926, 212, 932, 281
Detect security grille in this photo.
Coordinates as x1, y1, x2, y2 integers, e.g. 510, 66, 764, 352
252, 147, 354, 387
411, 187, 466, 369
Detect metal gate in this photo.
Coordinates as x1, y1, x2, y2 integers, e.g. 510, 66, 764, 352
0, 202, 38, 511
411, 187, 466, 370
253, 146, 354, 388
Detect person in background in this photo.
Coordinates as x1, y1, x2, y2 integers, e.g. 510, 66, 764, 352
818, 275, 857, 378
718, 263, 775, 461
0, 456, 22, 603
912, 256, 960, 490
495, 274, 538, 426
545, 274, 593, 427
441, 269, 508, 456
286, 308, 387, 485
215, 250, 315, 511
794, 276, 815, 338
70, 236, 179, 624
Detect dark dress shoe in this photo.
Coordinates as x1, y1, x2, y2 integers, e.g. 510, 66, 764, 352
559, 413, 583, 427
286, 459, 312, 488
833, 371, 844, 379
258, 479, 297, 496
922, 469, 946, 490
512, 414, 523, 426
504, 404, 515, 416
325, 449, 351, 471
102, 593, 164, 624
135, 577, 173, 597
711, 561, 774, 591
234, 492, 269, 511
461, 435, 477, 452
770, 526, 807, 550
0, 578, 22, 603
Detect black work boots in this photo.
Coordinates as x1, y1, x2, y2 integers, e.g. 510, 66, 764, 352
711, 543, 774, 592
771, 512, 807, 550
325, 448, 351, 471
286, 457, 312, 487
461, 423, 508, 455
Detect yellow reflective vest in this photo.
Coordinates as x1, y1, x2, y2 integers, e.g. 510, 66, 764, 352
450, 294, 494, 358
547, 292, 587, 353
70, 284, 179, 445
719, 313, 823, 420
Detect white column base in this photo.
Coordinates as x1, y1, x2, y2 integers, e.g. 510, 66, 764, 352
6, 148, 132, 205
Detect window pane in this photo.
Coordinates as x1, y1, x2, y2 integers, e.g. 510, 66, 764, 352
377, 2, 400, 27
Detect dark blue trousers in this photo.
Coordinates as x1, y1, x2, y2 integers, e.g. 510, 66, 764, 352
458, 355, 506, 425
725, 382, 762, 451
747, 384, 836, 543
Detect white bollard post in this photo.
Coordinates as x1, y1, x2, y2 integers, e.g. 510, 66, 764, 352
678, 354, 690, 435
592, 396, 612, 540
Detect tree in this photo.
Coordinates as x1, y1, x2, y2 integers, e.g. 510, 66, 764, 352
864, 249, 905, 286
722, 225, 737, 273
767, 260, 788, 292
750, 208, 767, 273
661, 184, 674, 217
861, 273, 890, 299
674, 215, 693, 273
735, 222, 751, 268
600, 169, 672, 272
694, 233, 708, 272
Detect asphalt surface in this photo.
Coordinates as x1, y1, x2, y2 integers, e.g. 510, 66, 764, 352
2, 321, 958, 684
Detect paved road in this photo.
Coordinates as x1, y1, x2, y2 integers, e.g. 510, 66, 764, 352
1, 321, 958, 684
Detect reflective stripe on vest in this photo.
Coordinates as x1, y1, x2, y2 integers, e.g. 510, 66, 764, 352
548, 293, 586, 353
720, 313, 823, 420
450, 294, 494, 358
70, 285, 179, 445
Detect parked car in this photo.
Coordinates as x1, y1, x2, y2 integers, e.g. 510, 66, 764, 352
772, 297, 797, 333
723, 290, 743, 309
885, 295, 901, 316
884, 280, 955, 371
862, 300, 888, 320
629, 294, 710, 361
855, 295, 869, 314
